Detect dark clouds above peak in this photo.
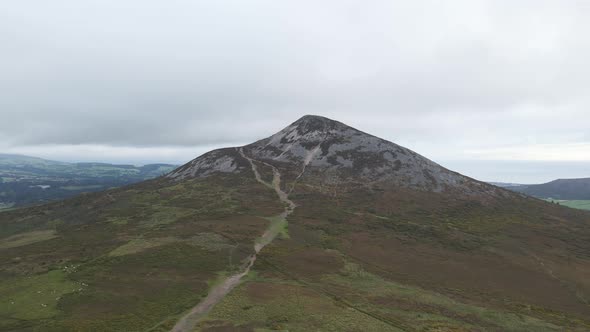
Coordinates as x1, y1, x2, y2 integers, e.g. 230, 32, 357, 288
1, 1, 589, 182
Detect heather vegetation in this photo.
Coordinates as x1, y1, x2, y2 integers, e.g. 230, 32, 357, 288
0, 174, 282, 331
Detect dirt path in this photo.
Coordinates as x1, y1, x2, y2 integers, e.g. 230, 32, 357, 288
170, 148, 295, 332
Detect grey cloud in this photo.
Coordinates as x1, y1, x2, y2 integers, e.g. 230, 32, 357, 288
0, 0, 589, 180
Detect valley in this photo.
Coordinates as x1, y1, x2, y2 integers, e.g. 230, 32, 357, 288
0, 154, 176, 210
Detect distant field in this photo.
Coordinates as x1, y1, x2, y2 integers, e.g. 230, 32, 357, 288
546, 199, 590, 211
0, 203, 14, 210
59, 185, 106, 191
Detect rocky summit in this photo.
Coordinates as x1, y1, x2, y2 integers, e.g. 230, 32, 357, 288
168, 115, 492, 194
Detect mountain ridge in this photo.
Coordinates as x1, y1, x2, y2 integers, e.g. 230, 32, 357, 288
510, 177, 590, 200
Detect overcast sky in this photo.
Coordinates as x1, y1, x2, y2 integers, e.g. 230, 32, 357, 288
1, 1, 589, 183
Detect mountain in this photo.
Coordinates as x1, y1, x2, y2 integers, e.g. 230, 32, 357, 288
170, 115, 496, 195
0, 154, 176, 209
509, 178, 590, 200
1, 116, 589, 331
0, 153, 70, 167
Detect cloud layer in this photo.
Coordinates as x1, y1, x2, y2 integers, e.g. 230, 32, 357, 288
1, 1, 589, 181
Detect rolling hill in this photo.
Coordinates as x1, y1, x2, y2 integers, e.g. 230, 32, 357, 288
0, 154, 176, 209
494, 178, 590, 211
509, 178, 590, 200
1, 115, 589, 331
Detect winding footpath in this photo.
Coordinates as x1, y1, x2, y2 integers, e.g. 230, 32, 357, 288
170, 148, 296, 332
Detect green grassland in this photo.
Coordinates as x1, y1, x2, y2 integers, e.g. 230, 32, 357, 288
0, 270, 79, 321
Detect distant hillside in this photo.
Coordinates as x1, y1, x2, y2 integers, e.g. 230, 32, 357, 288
489, 182, 527, 188
0, 154, 177, 209
509, 178, 590, 200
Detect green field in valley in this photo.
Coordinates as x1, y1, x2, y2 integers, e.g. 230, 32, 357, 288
546, 200, 590, 211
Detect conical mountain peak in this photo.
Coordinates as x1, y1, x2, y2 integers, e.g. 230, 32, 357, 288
168, 116, 489, 194
293, 115, 347, 130
293, 114, 331, 124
